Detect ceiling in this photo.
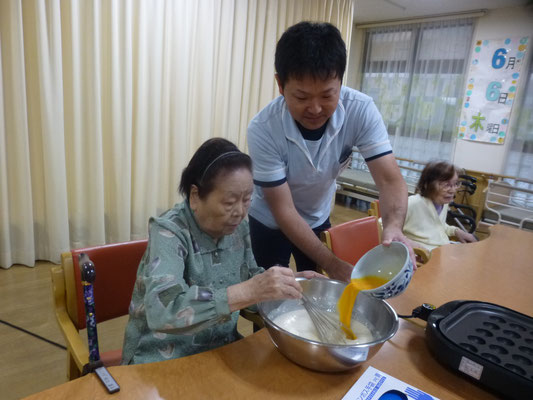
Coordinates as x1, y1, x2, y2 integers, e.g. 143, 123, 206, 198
353, 0, 531, 24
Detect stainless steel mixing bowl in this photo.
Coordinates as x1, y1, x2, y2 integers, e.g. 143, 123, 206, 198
257, 277, 399, 372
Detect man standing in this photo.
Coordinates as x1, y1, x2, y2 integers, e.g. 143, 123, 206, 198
247, 22, 412, 282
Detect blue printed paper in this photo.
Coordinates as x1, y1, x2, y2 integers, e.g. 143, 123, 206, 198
342, 366, 439, 400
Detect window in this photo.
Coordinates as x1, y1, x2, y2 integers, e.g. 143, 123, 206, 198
360, 18, 474, 162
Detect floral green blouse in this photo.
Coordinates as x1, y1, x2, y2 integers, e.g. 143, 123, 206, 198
121, 202, 263, 365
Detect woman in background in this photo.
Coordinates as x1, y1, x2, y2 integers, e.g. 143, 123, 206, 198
403, 161, 477, 251
122, 138, 320, 365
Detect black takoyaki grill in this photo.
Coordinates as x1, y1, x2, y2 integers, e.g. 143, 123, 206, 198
426, 300, 533, 400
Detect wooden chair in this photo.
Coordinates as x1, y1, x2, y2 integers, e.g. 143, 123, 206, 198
51, 240, 148, 380
367, 200, 380, 218
321, 216, 381, 266
321, 216, 429, 269
52, 239, 265, 380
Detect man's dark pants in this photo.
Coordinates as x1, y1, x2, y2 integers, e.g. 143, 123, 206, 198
248, 215, 331, 272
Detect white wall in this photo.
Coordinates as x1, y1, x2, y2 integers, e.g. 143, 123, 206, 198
347, 5, 533, 174
453, 6, 533, 174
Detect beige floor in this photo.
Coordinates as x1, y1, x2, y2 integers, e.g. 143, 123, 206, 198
0, 199, 366, 399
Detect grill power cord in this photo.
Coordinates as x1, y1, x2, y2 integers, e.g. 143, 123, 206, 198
0, 318, 67, 350
397, 303, 436, 321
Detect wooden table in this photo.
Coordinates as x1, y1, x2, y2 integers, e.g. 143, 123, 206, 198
387, 223, 533, 317
26, 225, 533, 399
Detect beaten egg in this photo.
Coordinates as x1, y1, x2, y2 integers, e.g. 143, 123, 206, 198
337, 276, 389, 339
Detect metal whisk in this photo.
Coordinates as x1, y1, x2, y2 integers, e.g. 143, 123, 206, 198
301, 293, 348, 344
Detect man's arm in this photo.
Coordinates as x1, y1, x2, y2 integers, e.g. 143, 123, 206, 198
262, 183, 353, 281
366, 153, 416, 267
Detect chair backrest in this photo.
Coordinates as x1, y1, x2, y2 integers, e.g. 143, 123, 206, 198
322, 216, 380, 266
65, 240, 148, 330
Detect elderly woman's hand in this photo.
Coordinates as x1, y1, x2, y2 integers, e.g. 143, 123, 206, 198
294, 270, 328, 279
455, 228, 478, 243
252, 266, 304, 301
227, 266, 304, 312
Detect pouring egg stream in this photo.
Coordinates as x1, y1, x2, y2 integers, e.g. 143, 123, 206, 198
337, 275, 389, 339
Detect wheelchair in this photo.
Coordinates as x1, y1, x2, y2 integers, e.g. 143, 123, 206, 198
446, 174, 478, 235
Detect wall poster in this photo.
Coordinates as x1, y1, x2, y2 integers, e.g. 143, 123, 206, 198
458, 36, 529, 144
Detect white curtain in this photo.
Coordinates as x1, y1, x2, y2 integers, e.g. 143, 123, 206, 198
0, 0, 354, 268
360, 18, 474, 162
503, 52, 533, 210
504, 53, 533, 181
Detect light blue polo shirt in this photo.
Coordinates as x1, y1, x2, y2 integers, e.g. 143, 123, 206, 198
247, 86, 392, 229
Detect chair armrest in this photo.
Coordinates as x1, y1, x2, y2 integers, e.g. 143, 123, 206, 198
239, 308, 264, 330
413, 247, 430, 269
51, 266, 90, 371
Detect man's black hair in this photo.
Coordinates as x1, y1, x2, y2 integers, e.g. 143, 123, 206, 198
275, 21, 346, 88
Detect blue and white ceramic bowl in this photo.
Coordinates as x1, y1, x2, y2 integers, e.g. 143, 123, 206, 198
351, 241, 413, 299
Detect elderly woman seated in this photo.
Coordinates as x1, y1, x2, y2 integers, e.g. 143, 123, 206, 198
122, 138, 320, 365
403, 161, 477, 252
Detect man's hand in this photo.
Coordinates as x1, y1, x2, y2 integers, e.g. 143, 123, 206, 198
366, 154, 414, 269
381, 225, 417, 270
322, 258, 353, 282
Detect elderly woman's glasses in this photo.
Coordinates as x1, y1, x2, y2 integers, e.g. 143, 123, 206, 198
439, 180, 461, 190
